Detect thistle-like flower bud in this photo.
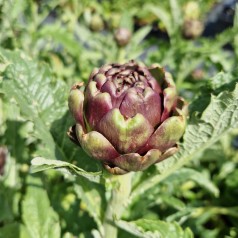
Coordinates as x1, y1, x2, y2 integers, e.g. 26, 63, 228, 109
182, 20, 204, 39
68, 61, 188, 174
90, 14, 104, 32
114, 28, 132, 47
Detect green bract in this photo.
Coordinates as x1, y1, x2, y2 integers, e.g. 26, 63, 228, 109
68, 61, 188, 174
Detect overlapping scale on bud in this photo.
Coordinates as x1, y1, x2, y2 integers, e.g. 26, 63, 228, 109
68, 60, 188, 174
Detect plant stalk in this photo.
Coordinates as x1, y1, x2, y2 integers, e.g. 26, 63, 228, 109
117, 47, 126, 64
103, 172, 132, 238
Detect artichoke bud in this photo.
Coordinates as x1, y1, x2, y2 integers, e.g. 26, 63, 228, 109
183, 1, 200, 21
182, 1, 203, 39
90, 14, 104, 32
114, 28, 132, 47
182, 19, 204, 39
108, 13, 121, 30
68, 60, 188, 174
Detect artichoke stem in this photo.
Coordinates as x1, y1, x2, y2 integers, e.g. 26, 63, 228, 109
103, 172, 132, 238
117, 47, 126, 64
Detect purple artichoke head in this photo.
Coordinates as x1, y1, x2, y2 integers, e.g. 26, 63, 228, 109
68, 61, 188, 174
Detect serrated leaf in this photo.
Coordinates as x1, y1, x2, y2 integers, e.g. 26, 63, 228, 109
146, 5, 173, 36
38, 24, 82, 57
22, 176, 61, 238
2, 153, 20, 188
1, 48, 66, 160
128, 25, 152, 60
132, 80, 238, 200
210, 72, 233, 89
0, 223, 31, 238
116, 219, 193, 238
0, 48, 102, 175
130, 25, 152, 48
0, 58, 10, 73
164, 168, 219, 197
0, 185, 15, 222
169, 0, 182, 29
30, 157, 102, 183
74, 178, 106, 236
156, 195, 186, 211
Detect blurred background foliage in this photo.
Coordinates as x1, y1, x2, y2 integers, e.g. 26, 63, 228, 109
0, 0, 238, 237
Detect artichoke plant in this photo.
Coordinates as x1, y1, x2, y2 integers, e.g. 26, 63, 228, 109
68, 61, 188, 174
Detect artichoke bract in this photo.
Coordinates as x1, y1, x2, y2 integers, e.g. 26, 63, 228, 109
68, 61, 188, 175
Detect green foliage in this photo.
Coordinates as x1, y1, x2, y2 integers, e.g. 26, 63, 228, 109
22, 176, 61, 238
1, 0, 238, 237
31, 157, 101, 183
116, 219, 194, 238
